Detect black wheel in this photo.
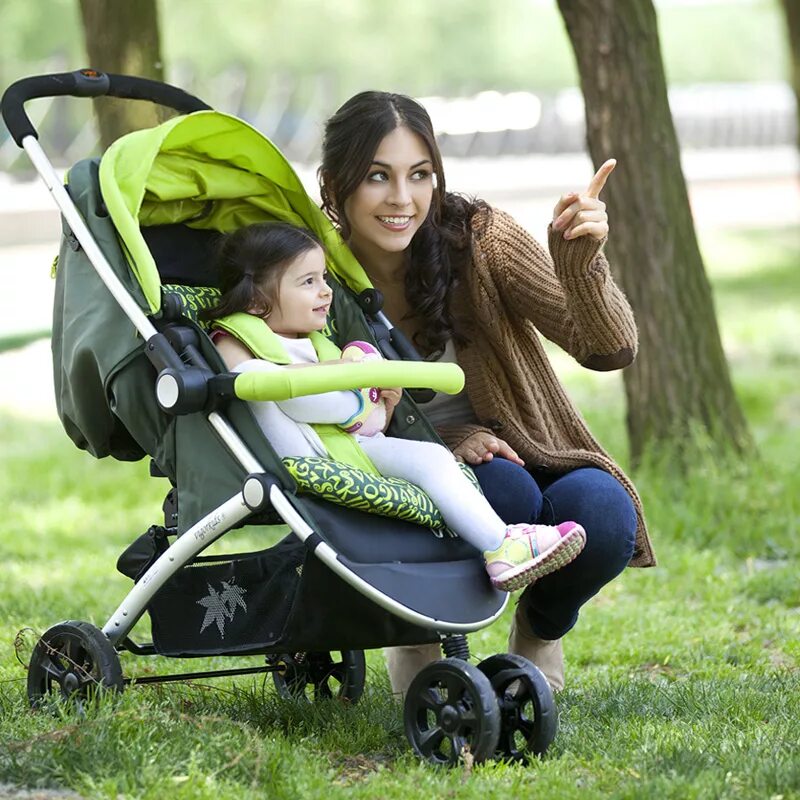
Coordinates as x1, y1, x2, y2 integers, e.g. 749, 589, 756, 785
404, 657, 501, 766
271, 650, 366, 703
477, 653, 557, 761
27, 621, 124, 710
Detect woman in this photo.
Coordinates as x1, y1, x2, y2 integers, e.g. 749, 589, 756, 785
318, 91, 655, 695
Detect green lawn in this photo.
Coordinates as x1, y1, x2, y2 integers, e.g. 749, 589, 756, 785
0, 225, 798, 799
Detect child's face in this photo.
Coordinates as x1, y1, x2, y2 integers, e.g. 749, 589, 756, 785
265, 246, 331, 338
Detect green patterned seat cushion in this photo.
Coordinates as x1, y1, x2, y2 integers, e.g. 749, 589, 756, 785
163, 284, 221, 325
282, 455, 480, 531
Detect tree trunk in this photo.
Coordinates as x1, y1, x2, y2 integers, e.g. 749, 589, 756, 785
556, 0, 751, 464
779, 0, 800, 153
78, 0, 166, 149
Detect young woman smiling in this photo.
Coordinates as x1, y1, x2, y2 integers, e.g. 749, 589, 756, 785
318, 91, 655, 696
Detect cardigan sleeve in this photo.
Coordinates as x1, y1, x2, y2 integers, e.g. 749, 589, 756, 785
475, 208, 638, 370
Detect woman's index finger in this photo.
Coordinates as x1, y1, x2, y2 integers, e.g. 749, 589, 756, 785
586, 158, 617, 198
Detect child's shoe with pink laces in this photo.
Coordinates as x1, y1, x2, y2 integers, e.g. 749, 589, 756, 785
484, 521, 586, 591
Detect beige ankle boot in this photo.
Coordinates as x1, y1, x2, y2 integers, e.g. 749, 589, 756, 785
384, 643, 442, 697
508, 607, 565, 692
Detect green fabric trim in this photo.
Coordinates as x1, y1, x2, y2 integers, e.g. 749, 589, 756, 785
282, 456, 481, 531
98, 111, 373, 313
212, 312, 294, 364
309, 424, 379, 475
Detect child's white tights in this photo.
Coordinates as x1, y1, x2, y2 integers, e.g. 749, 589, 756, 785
246, 397, 507, 552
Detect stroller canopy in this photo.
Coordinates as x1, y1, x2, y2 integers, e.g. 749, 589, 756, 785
98, 110, 372, 312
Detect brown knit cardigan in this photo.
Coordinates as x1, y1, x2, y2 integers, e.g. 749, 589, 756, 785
436, 207, 655, 568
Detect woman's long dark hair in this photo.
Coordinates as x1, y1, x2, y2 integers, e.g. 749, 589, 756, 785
319, 91, 488, 353
201, 222, 323, 323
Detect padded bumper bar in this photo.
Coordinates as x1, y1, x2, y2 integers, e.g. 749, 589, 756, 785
156, 360, 464, 415
231, 360, 465, 402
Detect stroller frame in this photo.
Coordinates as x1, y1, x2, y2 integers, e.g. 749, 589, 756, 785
2, 69, 557, 766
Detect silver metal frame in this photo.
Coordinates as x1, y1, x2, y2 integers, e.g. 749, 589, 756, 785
24, 133, 508, 651
23, 137, 157, 341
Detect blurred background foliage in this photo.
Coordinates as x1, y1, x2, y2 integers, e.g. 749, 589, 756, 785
0, 0, 789, 99
0, 0, 794, 169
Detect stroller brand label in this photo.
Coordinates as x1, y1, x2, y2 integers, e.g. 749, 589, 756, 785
194, 512, 223, 541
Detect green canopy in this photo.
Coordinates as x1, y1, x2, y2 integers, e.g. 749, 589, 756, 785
98, 110, 373, 312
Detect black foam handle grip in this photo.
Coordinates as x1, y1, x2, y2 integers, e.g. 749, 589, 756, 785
1, 68, 211, 147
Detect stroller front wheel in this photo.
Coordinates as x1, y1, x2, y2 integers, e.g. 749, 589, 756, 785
26, 620, 124, 711
403, 658, 501, 766
477, 653, 558, 761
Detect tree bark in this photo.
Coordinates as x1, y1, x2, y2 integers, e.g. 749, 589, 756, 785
779, 0, 800, 153
556, 0, 751, 464
78, 0, 167, 149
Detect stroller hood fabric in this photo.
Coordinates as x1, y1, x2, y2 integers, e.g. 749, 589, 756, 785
98, 110, 374, 312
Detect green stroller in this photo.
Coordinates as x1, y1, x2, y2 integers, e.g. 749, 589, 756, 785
1, 69, 557, 765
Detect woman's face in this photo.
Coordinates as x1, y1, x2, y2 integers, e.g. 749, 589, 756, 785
343, 125, 435, 264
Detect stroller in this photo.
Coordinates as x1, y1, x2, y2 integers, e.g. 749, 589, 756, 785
2, 70, 557, 766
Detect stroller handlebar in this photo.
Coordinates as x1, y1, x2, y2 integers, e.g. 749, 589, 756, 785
1, 68, 211, 147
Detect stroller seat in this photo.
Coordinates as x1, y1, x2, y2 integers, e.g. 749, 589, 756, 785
159, 270, 484, 536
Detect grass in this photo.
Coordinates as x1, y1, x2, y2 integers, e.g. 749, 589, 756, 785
0, 329, 50, 354
0, 225, 799, 798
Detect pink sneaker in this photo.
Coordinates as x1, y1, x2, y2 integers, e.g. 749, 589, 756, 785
484, 521, 586, 591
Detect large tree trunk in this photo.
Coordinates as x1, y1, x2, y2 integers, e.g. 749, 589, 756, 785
556, 0, 751, 464
779, 0, 800, 153
78, 0, 166, 149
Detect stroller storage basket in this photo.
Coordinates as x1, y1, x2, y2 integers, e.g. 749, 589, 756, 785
118, 518, 448, 657
119, 527, 304, 657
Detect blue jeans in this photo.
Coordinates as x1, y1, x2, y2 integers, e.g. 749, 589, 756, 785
473, 458, 637, 640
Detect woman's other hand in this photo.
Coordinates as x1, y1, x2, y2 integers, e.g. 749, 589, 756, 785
380, 387, 403, 430
453, 432, 525, 467
552, 158, 616, 241
380, 387, 403, 411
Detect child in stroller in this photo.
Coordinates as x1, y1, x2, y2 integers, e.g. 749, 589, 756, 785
203, 220, 587, 592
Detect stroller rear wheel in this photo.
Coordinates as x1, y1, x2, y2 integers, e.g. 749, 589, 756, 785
403, 658, 501, 766
477, 653, 557, 761
270, 650, 366, 704
27, 620, 124, 710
